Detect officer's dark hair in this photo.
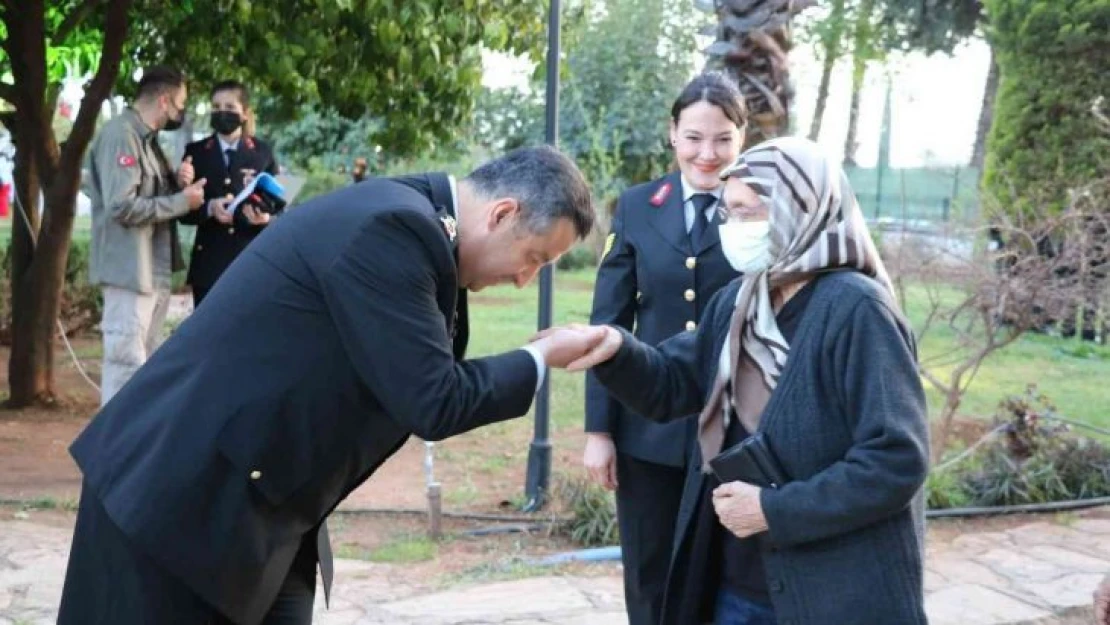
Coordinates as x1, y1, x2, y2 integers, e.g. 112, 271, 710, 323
670, 71, 748, 129
136, 65, 186, 101
464, 145, 594, 240
211, 80, 250, 108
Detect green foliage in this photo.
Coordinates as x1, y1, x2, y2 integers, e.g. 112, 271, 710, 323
266, 109, 382, 173
60, 239, 103, 335
554, 474, 618, 547
296, 167, 350, 205
876, 0, 982, 54
0, 238, 102, 343
928, 387, 1110, 509
555, 244, 598, 273
119, 0, 548, 156
982, 0, 1110, 216
473, 0, 706, 208
925, 467, 973, 509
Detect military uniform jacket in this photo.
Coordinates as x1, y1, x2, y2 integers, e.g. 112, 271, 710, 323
585, 171, 739, 467
87, 108, 188, 294
69, 173, 536, 625
180, 134, 279, 292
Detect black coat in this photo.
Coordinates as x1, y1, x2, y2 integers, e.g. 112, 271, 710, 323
69, 173, 537, 625
180, 134, 279, 293
594, 272, 930, 625
586, 172, 738, 467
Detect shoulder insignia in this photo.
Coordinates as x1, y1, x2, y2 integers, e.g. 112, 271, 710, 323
440, 215, 457, 242
118, 154, 136, 168
650, 182, 673, 207
205, 138, 215, 149
244, 137, 255, 150
602, 232, 616, 259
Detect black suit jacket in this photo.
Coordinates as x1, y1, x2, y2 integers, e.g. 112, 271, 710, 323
585, 172, 738, 467
70, 173, 536, 624
180, 134, 279, 292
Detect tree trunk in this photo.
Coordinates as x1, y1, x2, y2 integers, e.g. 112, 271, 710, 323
971, 48, 998, 176
843, 0, 876, 167
4, 0, 132, 408
809, 50, 836, 141
843, 64, 865, 167
808, 0, 846, 142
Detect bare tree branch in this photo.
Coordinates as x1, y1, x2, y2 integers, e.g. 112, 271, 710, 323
59, 0, 132, 181
918, 367, 949, 396
53, 0, 102, 44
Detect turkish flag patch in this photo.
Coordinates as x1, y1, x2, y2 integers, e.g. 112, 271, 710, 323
118, 154, 136, 168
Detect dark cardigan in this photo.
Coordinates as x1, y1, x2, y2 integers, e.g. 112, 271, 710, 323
594, 271, 930, 625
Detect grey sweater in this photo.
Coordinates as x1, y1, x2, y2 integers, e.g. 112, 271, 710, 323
595, 271, 930, 625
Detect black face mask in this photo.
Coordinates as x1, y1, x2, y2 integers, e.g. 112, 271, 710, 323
210, 111, 243, 135
164, 105, 186, 131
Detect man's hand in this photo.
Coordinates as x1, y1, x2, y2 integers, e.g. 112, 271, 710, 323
530, 324, 622, 371
177, 155, 195, 188
208, 195, 234, 225
1095, 573, 1110, 625
712, 481, 768, 539
183, 178, 207, 210
528, 324, 607, 369
583, 433, 618, 491
243, 204, 272, 226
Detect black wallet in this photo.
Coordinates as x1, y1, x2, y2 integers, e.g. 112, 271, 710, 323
708, 432, 789, 489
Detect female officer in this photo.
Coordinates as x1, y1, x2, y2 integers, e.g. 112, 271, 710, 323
582, 71, 747, 625
180, 80, 279, 306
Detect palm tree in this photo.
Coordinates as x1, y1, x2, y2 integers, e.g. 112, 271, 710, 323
696, 0, 815, 144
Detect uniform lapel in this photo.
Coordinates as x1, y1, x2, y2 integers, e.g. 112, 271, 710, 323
416, 173, 469, 360
646, 172, 692, 255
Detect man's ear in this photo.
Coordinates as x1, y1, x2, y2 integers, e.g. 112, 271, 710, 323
488, 198, 520, 229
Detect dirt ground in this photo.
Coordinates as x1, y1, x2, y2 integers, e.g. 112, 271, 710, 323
2, 338, 1106, 589
0, 337, 602, 585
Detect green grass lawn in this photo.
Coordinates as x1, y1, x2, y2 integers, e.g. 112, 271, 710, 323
0, 215, 92, 242
467, 270, 1109, 434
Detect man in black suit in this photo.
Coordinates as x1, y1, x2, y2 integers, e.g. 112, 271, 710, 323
57, 145, 597, 625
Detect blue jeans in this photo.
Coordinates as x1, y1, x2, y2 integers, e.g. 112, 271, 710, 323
714, 587, 777, 625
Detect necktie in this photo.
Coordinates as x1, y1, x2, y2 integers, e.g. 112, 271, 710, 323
224, 148, 234, 168
688, 193, 716, 251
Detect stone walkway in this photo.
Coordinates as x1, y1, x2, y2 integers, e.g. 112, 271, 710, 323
1, 514, 1106, 624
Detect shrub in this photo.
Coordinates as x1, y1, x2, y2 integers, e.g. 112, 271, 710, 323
552, 474, 619, 548
0, 238, 104, 344
930, 386, 1110, 508
982, 0, 1110, 216
556, 244, 597, 273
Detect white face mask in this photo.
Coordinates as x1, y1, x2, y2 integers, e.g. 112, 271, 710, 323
719, 220, 773, 273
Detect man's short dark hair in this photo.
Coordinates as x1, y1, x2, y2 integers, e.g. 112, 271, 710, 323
137, 65, 186, 101
464, 145, 594, 240
210, 79, 250, 108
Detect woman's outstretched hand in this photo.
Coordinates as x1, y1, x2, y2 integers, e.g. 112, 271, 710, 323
529, 324, 623, 371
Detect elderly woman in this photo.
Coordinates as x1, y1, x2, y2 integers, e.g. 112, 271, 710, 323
552, 137, 929, 625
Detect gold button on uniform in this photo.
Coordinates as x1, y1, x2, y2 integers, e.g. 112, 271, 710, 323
684, 289, 695, 302
685, 257, 696, 269
685, 320, 697, 331
224, 178, 232, 185
228, 227, 235, 235
196, 244, 203, 251
250, 470, 262, 480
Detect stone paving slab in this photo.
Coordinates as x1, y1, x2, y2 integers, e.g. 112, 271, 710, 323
2, 512, 1106, 625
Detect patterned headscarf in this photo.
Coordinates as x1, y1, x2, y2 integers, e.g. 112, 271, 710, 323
697, 136, 894, 471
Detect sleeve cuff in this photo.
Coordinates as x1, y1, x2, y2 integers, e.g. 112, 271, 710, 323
521, 345, 546, 393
